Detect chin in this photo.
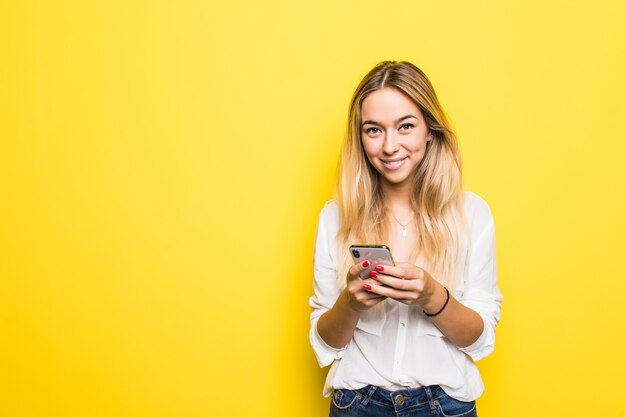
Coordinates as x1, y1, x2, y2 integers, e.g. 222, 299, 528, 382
381, 174, 411, 186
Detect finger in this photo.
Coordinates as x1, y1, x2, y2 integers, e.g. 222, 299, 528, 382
371, 264, 424, 280
363, 282, 413, 300
356, 278, 387, 298
360, 277, 385, 289
347, 260, 372, 280
352, 278, 384, 293
356, 292, 387, 308
370, 272, 411, 290
349, 283, 386, 309
360, 283, 388, 300
360, 289, 387, 301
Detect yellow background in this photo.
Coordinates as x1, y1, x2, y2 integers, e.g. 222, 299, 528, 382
2, 1, 625, 416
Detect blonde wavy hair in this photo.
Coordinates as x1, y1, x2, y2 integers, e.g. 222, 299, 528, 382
336, 61, 467, 290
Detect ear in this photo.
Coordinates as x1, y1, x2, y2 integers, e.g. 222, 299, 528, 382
427, 132, 433, 142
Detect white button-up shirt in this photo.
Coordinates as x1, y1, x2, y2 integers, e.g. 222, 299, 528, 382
309, 192, 503, 401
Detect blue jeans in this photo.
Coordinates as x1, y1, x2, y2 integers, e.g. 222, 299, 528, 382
329, 385, 477, 417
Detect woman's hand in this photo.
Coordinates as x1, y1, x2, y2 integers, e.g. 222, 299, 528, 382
316, 260, 388, 349
344, 260, 387, 311
362, 262, 438, 307
363, 261, 486, 348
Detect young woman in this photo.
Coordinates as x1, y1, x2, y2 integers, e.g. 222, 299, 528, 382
309, 61, 502, 417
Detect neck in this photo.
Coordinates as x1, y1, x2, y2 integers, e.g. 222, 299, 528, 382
381, 181, 416, 240
380, 180, 412, 210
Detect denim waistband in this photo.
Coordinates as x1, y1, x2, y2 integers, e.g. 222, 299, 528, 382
351, 385, 448, 413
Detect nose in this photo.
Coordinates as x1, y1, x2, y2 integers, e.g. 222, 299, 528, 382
383, 130, 400, 154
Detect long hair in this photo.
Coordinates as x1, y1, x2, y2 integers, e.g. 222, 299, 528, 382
335, 61, 466, 289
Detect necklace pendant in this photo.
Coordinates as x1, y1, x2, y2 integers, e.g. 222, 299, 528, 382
402, 228, 407, 237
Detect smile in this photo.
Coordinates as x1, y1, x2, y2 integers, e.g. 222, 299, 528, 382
381, 157, 408, 170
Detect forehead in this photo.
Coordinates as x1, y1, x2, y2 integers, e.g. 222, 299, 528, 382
360, 87, 422, 120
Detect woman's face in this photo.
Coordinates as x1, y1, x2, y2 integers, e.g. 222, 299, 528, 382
360, 87, 431, 190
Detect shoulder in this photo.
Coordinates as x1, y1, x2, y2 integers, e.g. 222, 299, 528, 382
315, 200, 340, 256
462, 191, 495, 233
319, 199, 339, 221
462, 191, 492, 217
317, 199, 340, 231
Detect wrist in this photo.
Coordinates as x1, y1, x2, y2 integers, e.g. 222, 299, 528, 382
420, 280, 446, 313
341, 288, 365, 315
423, 286, 450, 317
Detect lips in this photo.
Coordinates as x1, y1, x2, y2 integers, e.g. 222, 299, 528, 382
381, 157, 407, 170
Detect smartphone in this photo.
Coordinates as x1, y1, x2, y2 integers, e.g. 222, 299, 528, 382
350, 245, 395, 279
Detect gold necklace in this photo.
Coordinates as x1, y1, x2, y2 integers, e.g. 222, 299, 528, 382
390, 213, 415, 237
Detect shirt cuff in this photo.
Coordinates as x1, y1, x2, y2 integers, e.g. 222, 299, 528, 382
458, 314, 494, 362
310, 316, 346, 368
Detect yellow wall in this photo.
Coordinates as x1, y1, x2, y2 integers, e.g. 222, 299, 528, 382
2, 1, 625, 416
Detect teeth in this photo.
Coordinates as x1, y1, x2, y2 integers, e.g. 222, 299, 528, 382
383, 158, 405, 166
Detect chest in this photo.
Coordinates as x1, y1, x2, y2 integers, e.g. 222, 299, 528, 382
386, 223, 418, 263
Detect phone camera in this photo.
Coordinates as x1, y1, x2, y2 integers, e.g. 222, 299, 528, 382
352, 249, 360, 258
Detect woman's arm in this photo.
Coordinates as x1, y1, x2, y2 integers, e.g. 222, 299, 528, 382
316, 289, 361, 349
420, 279, 484, 348
317, 261, 386, 348
365, 196, 502, 356
309, 202, 387, 364
365, 264, 483, 347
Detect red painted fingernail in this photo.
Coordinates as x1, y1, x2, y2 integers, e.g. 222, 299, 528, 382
363, 284, 372, 290
362, 261, 370, 267
369, 271, 378, 278
375, 265, 384, 272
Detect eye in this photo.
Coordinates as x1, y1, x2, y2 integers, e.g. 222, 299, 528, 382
365, 127, 381, 135
399, 123, 414, 131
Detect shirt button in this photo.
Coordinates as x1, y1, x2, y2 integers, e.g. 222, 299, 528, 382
400, 322, 406, 328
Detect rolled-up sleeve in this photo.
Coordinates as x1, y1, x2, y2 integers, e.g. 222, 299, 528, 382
458, 200, 503, 362
309, 202, 346, 367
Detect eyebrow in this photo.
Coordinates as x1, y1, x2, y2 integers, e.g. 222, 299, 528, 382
361, 115, 417, 127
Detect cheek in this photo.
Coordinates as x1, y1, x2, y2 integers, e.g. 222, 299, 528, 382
407, 134, 429, 153
413, 142, 428, 154
361, 139, 379, 158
